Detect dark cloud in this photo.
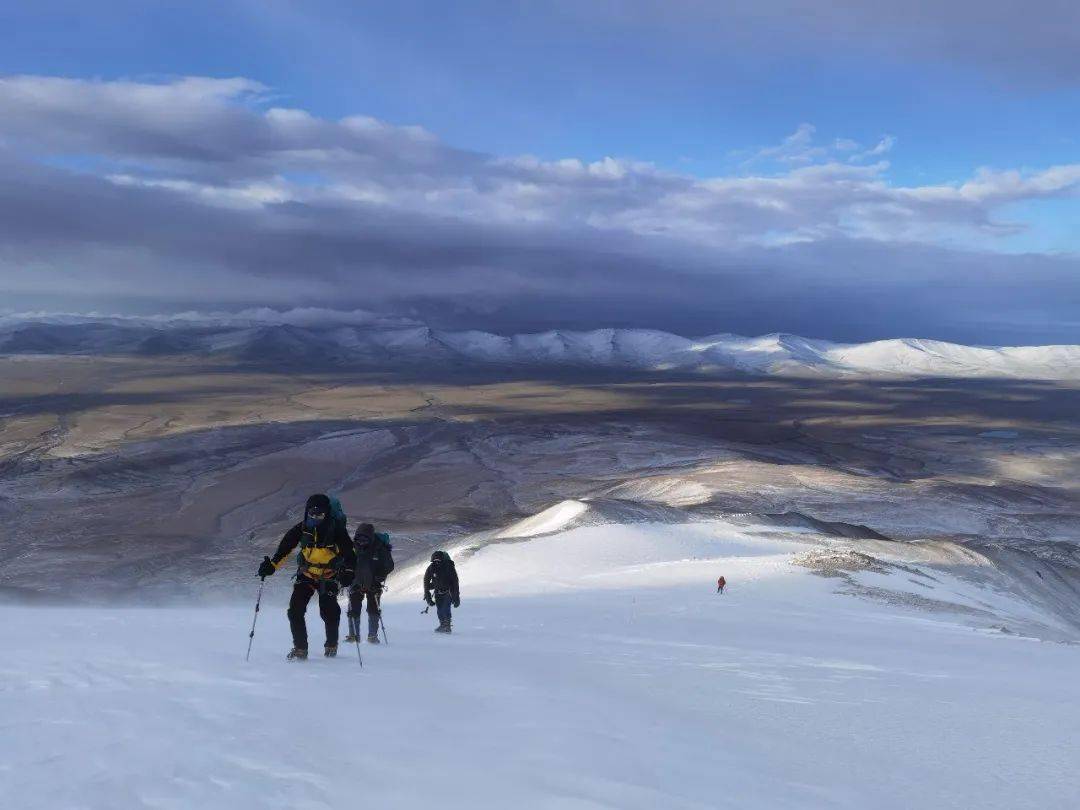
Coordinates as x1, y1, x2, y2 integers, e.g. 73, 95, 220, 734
0, 76, 1078, 343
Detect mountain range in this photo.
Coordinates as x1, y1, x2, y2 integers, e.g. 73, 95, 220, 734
2, 312, 1078, 379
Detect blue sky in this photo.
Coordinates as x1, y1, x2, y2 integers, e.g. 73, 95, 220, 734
4, 1, 1078, 182
1, 1, 1078, 341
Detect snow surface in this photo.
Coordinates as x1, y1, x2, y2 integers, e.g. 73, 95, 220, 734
4, 519, 1078, 809
3, 313, 1079, 379
493, 498, 590, 538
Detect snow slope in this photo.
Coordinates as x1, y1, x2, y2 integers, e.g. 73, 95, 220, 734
2, 312, 1079, 379
3, 518, 1078, 809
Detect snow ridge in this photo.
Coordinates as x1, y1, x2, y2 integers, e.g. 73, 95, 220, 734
1, 313, 1078, 379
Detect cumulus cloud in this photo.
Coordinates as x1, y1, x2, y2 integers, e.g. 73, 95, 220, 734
0, 75, 1078, 342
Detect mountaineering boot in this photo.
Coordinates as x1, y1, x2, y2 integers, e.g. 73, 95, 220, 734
286, 647, 309, 661
324, 644, 338, 658
367, 633, 380, 644
343, 633, 359, 643
435, 621, 452, 634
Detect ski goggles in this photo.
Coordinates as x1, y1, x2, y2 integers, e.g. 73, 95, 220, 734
306, 507, 327, 521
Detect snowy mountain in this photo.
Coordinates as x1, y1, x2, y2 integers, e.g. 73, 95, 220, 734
1, 311, 1078, 379
5, 510, 1078, 808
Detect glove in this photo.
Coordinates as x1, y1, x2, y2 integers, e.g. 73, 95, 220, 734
425, 594, 435, 606
452, 597, 460, 608
258, 556, 275, 578
339, 569, 355, 588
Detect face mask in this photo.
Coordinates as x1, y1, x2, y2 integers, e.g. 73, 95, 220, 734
304, 509, 325, 529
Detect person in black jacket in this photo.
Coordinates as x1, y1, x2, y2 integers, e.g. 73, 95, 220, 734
257, 493, 356, 660
423, 550, 460, 633
345, 523, 394, 644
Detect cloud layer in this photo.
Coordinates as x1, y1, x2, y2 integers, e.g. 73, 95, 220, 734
1, 75, 1079, 342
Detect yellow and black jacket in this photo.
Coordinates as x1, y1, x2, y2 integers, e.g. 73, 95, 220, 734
270, 519, 356, 583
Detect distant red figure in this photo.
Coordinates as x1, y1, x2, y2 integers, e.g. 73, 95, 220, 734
716, 576, 726, 594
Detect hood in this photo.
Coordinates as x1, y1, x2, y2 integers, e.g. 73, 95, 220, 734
303, 493, 332, 530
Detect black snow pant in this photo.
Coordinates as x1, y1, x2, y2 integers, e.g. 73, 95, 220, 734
287, 577, 340, 650
348, 585, 381, 638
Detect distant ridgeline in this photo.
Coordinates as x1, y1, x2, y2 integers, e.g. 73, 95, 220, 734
1, 314, 1079, 380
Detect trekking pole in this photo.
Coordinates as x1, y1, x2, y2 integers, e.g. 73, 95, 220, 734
346, 587, 363, 667
375, 589, 389, 645
245, 577, 265, 662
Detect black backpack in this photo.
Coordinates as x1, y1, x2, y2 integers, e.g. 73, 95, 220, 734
374, 531, 395, 580
429, 556, 456, 593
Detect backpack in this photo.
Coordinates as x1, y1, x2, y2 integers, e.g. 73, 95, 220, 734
328, 496, 347, 532
374, 531, 395, 580
428, 558, 457, 594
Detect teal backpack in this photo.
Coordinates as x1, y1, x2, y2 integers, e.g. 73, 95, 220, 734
328, 496, 347, 532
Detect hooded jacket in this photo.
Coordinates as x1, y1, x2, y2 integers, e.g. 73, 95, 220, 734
270, 494, 356, 582
352, 523, 395, 589
424, 553, 459, 602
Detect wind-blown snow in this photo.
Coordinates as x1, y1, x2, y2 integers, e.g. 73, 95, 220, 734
494, 498, 590, 538
4, 518, 1077, 809
2, 312, 1079, 379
